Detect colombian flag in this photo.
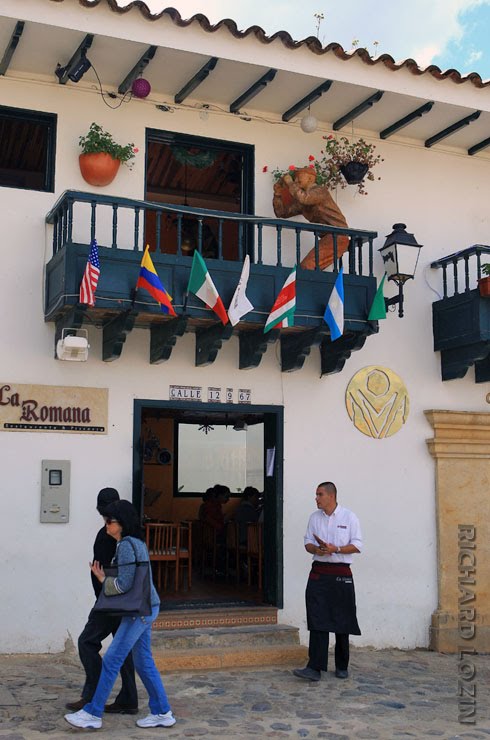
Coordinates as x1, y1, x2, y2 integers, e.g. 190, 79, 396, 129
136, 245, 177, 316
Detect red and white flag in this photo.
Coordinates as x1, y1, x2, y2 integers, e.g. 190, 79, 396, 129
264, 266, 296, 333
79, 239, 100, 306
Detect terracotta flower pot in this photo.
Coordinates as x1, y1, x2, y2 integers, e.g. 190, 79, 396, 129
340, 161, 369, 185
478, 276, 490, 297
79, 152, 121, 187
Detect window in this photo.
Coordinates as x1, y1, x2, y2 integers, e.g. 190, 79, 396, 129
0, 106, 57, 192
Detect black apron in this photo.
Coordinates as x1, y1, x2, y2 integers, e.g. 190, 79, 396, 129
305, 561, 361, 635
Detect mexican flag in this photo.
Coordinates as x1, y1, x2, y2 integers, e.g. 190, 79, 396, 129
187, 251, 228, 324
264, 266, 296, 333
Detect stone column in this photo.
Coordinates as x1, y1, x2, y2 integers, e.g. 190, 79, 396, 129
426, 410, 490, 653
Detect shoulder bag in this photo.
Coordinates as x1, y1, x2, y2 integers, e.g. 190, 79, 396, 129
92, 539, 152, 617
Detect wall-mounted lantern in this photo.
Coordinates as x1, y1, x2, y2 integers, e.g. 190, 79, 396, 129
379, 223, 423, 317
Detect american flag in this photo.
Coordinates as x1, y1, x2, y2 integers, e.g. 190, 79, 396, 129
79, 239, 100, 306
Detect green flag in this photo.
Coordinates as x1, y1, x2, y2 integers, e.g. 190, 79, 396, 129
368, 273, 387, 320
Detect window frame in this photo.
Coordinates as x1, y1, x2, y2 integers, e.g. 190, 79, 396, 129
0, 105, 57, 193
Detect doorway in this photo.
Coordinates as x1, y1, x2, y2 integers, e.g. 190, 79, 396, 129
132, 400, 283, 610
144, 129, 254, 260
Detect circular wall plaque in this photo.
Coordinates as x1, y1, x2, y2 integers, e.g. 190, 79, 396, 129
345, 366, 409, 439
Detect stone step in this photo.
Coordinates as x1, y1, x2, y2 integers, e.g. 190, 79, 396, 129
152, 617, 307, 672
152, 623, 301, 651
154, 644, 308, 672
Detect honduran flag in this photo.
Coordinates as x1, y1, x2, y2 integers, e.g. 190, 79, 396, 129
323, 266, 344, 341
264, 266, 296, 333
136, 245, 176, 316
187, 251, 228, 324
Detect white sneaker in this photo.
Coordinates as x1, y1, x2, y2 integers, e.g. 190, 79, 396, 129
64, 708, 102, 729
136, 711, 176, 728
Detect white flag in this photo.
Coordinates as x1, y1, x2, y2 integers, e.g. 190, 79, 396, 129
228, 255, 254, 326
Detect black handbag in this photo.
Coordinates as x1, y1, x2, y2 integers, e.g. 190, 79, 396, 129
92, 540, 152, 617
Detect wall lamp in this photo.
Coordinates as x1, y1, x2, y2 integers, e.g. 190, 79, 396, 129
379, 223, 423, 318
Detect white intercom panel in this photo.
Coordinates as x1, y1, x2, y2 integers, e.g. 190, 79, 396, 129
40, 460, 70, 523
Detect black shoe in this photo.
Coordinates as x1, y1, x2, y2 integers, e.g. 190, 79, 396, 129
293, 667, 321, 682
104, 702, 139, 715
335, 669, 349, 679
65, 698, 87, 711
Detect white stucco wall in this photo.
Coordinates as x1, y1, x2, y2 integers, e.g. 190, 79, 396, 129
0, 5, 489, 654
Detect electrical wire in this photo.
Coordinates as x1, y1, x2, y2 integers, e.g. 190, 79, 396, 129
90, 63, 133, 109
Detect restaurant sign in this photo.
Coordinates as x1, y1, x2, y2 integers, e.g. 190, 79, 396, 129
0, 382, 108, 434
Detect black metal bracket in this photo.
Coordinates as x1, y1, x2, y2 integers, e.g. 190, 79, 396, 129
281, 81, 333, 122
384, 283, 404, 318
0, 20, 25, 76
55, 34, 94, 84
280, 327, 330, 373
239, 328, 279, 369
333, 91, 384, 131
54, 305, 86, 358
320, 330, 372, 377
425, 110, 481, 148
380, 102, 434, 140
195, 322, 233, 367
149, 316, 188, 364
174, 57, 218, 104
118, 45, 157, 94
230, 69, 277, 113
102, 309, 138, 362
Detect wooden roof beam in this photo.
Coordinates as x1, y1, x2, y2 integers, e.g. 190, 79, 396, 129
0, 21, 25, 76
333, 90, 384, 131
230, 69, 277, 114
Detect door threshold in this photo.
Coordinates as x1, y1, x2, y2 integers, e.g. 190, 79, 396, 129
154, 604, 277, 630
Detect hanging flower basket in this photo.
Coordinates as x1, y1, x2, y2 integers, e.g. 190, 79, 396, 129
79, 153, 121, 187
340, 161, 369, 185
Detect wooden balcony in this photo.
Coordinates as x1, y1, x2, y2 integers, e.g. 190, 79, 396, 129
45, 190, 379, 373
431, 245, 490, 382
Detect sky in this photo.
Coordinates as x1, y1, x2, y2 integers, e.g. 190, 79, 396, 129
117, 0, 490, 80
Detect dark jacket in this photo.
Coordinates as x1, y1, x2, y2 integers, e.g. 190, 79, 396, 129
91, 526, 117, 597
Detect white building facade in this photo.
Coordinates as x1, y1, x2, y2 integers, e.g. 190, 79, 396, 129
0, 0, 488, 654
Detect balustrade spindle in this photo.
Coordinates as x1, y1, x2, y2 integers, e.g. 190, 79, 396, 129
134, 207, 140, 251
112, 203, 118, 249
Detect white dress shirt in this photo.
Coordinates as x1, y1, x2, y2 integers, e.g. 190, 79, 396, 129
304, 504, 362, 564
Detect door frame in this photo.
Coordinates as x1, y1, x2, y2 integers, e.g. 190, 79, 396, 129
132, 399, 283, 607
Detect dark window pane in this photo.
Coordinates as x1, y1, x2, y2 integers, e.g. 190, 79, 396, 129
0, 107, 56, 192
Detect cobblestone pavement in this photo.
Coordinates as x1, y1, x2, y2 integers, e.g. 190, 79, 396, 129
0, 648, 488, 739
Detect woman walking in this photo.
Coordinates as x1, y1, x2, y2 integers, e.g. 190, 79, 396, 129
64, 500, 175, 730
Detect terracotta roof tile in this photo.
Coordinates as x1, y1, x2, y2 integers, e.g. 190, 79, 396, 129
49, 0, 490, 89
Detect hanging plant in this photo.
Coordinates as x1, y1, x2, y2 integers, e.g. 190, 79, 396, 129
317, 135, 383, 195
171, 146, 217, 169
78, 123, 138, 186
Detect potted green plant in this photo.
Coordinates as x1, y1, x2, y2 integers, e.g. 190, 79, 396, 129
78, 123, 137, 187
479, 263, 490, 297
318, 135, 383, 194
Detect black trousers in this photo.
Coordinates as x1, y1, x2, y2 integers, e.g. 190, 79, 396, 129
78, 608, 138, 706
307, 630, 349, 672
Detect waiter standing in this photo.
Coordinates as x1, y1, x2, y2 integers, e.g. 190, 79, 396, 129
293, 481, 362, 682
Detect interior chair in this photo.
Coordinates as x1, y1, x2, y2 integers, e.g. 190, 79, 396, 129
145, 523, 180, 592
225, 521, 246, 584
200, 522, 218, 581
247, 522, 263, 591
177, 523, 192, 590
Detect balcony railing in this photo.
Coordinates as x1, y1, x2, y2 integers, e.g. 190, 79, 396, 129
46, 190, 377, 274
44, 191, 379, 373
431, 244, 490, 382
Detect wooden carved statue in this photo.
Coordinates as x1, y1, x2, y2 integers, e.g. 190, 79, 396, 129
272, 167, 349, 271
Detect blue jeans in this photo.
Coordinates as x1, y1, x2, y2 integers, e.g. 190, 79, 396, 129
84, 605, 171, 719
